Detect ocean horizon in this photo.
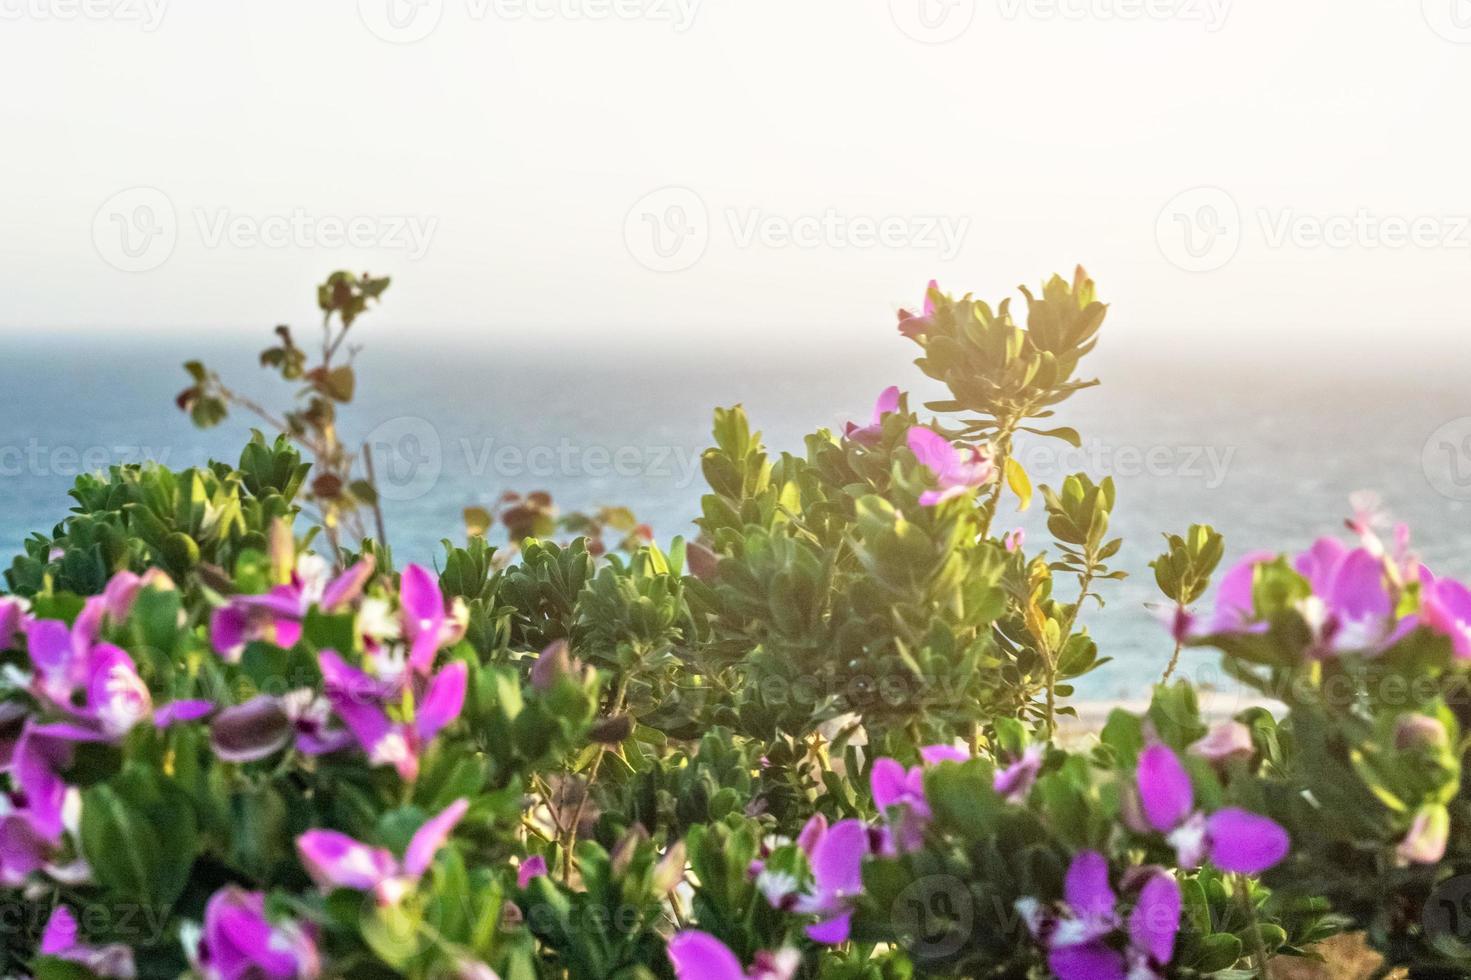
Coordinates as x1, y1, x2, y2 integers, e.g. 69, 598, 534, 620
3, 330, 1467, 698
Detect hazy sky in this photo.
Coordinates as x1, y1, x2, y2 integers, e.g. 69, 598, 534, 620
2, 0, 1470, 356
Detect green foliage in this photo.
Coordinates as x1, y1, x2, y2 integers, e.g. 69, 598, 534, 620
5, 431, 304, 595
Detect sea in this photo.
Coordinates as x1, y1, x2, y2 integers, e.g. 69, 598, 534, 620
1, 330, 1467, 699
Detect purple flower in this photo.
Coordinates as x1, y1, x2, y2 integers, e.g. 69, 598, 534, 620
39, 906, 136, 978
1422, 577, 1471, 659
870, 758, 931, 854
844, 387, 901, 447
793, 818, 870, 944
1135, 744, 1289, 874
517, 854, 549, 888
897, 280, 939, 340
1003, 528, 1026, 553
1021, 853, 1181, 980
194, 886, 319, 980
320, 650, 467, 782
667, 931, 798, 980
1204, 551, 1275, 635
297, 798, 469, 905
400, 563, 464, 674
907, 427, 994, 506
993, 744, 1044, 804
210, 556, 373, 662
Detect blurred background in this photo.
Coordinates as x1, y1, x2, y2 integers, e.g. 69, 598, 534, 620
1, 0, 1469, 694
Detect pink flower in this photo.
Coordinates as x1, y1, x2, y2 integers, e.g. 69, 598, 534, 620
667, 931, 798, 980
40, 906, 135, 978
211, 556, 373, 662
844, 387, 902, 447
993, 744, 1044, 804
296, 798, 469, 905
871, 758, 931, 854
1003, 528, 1026, 553
897, 280, 939, 340
195, 886, 319, 980
319, 650, 467, 782
1020, 853, 1181, 980
792, 819, 870, 944
517, 854, 549, 888
1422, 577, 1471, 659
1135, 744, 1289, 874
907, 427, 994, 506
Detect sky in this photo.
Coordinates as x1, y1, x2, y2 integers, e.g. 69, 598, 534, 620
2, 0, 1471, 360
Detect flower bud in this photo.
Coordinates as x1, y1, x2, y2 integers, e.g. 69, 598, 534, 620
1395, 713, 1449, 751
530, 640, 578, 692
1188, 722, 1254, 767
1396, 805, 1450, 866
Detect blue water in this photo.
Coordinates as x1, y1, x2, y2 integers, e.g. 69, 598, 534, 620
2, 332, 1467, 698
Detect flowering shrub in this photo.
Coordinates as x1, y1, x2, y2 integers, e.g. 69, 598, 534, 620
1, 269, 1466, 978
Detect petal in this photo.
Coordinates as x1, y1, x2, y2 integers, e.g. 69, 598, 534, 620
1048, 942, 1126, 980
923, 279, 938, 316
0, 815, 50, 883
1064, 851, 1116, 922
295, 830, 395, 892
870, 757, 908, 811
403, 798, 469, 878
41, 905, 79, 954
210, 604, 250, 661
906, 427, 959, 481
872, 385, 901, 423
518, 854, 549, 888
920, 744, 969, 765
1329, 548, 1392, 622
416, 661, 468, 743
1293, 537, 1348, 596
154, 699, 216, 729
210, 696, 293, 764
796, 813, 828, 857
804, 910, 853, 945
1128, 873, 1181, 965
1137, 745, 1194, 833
667, 930, 746, 980
400, 564, 445, 638
1206, 808, 1290, 873
810, 819, 868, 898
322, 557, 375, 611
1208, 551, 1274, 632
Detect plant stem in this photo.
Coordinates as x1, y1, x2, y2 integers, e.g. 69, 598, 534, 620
561, 674, 630, 883
1234, 873, 1271, 979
